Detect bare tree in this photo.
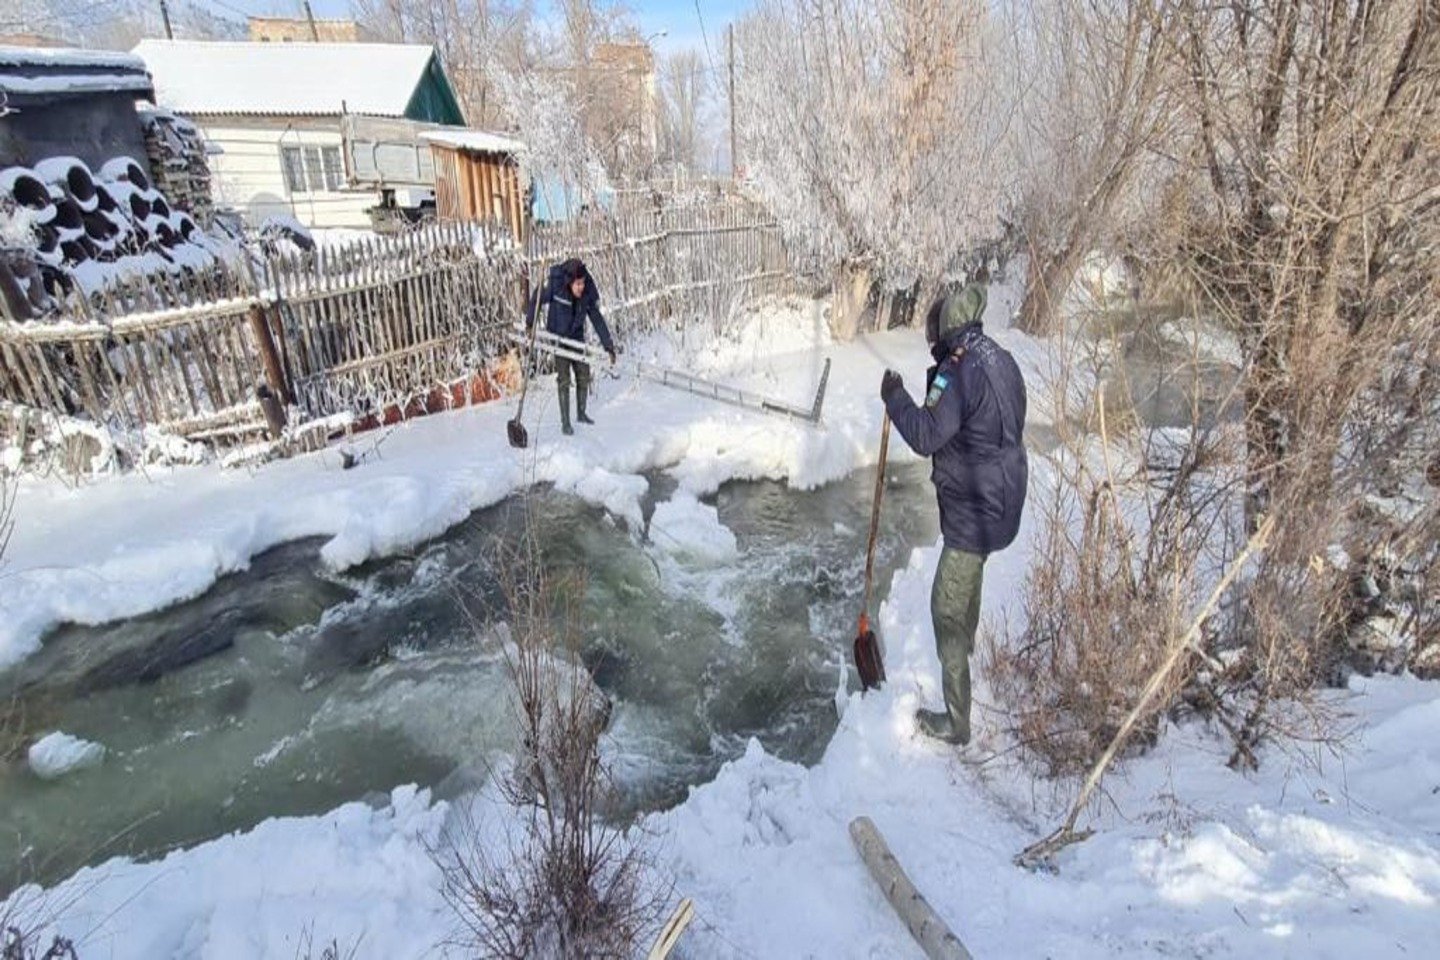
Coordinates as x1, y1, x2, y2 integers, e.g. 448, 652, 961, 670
992, 0, 1439, 782
733, 0, 1015, 336
1156, 0, 1439, 749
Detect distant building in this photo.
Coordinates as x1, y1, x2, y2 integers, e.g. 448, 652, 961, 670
132, 40, 466, 229
0, 46, 155, 169
589, 42, 659, 169
594, 43, 659, 149
247, 17, 370, 44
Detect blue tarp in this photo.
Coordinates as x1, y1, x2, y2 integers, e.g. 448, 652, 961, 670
531, 174, 615, 223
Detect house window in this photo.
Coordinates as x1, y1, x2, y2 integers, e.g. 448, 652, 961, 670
281, 147, 306, 193
281, 145, 347, 194
322, 146, 343, 191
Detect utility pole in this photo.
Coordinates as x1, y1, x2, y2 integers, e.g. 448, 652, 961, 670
728, 23, 738, 179
159, 0, 173, 39
303, 1, 321, 41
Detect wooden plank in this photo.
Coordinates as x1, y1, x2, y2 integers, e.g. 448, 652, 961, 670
191, 319, 227, 414
72, 340, 105, 419
1, 341, 43, 407
166, 326, 202, 414
645, 899, 695, 960
125, 336, 162, 424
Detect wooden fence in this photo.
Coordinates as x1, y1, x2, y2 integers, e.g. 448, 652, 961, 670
0, 201, 792, 455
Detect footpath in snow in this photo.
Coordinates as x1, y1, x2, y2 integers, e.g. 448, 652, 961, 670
3, 294, 1438, 958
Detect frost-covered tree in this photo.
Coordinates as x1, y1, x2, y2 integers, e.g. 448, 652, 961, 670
734, 0, 1015, 334
1005, 0, 1174, 335
658, 49, 710, 172
353, 0, 534, 129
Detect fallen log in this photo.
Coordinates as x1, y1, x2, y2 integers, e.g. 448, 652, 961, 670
849, 816, 973, 960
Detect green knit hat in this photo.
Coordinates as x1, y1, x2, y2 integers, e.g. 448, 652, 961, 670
938, 284, 987, 338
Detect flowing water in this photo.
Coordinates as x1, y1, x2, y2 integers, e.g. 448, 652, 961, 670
1, 464, 939, 894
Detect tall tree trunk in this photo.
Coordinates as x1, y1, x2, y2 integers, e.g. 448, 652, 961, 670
1017, 235, 1089, 336
831, 260, 875, 342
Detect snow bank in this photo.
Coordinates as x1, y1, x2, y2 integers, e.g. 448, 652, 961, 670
27, 732, 105, 780
3, 786, 448, 959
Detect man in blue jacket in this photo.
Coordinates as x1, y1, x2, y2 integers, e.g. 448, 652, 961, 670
880, 280, 1028, 744
533, 258, 616, 435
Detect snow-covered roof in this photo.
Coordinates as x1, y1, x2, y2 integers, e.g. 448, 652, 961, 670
132, 40, 441, 118
0, 45, 152, 98
419, 130, 526, 155
0, 47, 146, 71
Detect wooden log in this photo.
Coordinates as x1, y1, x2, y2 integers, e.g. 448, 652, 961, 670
246, 303, 291, 405
849, 817, 973, 960
256, 383, 287, 439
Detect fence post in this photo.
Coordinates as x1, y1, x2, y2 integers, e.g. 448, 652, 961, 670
247, 302, 293, 405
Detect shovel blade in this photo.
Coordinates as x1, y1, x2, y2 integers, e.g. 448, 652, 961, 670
506, 419, 528, 449
853, 629, 886, 691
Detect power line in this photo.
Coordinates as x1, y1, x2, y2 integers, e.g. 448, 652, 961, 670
692, 0, 721, 79
196, 0, 258, 22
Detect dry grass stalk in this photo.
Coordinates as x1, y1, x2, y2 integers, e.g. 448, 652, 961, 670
433, 518, 667, 959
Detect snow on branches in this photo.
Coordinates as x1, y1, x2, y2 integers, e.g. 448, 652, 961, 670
733, 0, 1016, 289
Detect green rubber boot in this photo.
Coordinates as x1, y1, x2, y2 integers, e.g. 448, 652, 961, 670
558, 382, 573, 436
577, 382, 595, 425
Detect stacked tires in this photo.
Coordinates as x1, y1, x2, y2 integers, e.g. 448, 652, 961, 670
0, 155, 226, 320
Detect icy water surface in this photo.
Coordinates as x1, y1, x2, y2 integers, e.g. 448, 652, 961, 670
0, 463, 938, 893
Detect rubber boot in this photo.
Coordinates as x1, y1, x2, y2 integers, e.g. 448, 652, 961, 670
916, 708, 969, 745
577, 382, 595, 425
558, 382, 574, 435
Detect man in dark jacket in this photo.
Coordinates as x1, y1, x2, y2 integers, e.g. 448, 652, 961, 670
880, 280, 1028, 745
532, 258, 616, 435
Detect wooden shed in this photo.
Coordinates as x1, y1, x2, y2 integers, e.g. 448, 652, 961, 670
421, 129, 526, 242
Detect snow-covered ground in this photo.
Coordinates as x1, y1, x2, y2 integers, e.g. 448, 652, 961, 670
3, 291, 1437, 957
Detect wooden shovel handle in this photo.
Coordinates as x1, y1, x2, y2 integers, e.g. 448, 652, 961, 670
861, 413, 891, 619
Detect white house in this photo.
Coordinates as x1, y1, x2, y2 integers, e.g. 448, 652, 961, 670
132, 40, 466, 230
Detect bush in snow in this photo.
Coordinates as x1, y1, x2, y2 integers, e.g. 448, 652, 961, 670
433, 523, 667, 958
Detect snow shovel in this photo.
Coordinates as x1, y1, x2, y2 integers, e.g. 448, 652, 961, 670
507, 283, 544, 449
853, 413, 891, 691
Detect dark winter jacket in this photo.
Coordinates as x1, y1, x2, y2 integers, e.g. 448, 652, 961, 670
531, 259, 615, 353
884, 318, 1028, 556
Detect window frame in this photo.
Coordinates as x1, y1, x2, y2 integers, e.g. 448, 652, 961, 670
280, 143, 347, 196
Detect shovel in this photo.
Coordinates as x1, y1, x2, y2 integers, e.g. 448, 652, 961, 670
853, 413, 891, 691
507, 282, 544, 449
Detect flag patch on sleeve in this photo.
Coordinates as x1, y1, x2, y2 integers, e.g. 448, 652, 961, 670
925, 373, 949, 408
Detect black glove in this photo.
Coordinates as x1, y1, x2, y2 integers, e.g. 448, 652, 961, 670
880, 369, 904, 403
